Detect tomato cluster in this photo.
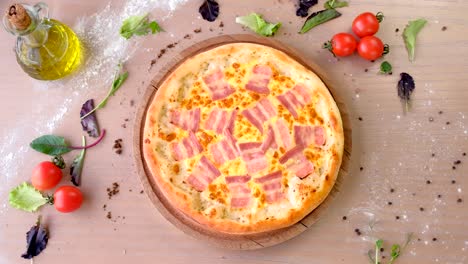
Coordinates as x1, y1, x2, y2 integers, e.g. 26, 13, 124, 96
32, 161, 83, 213
324, 12, 388, 61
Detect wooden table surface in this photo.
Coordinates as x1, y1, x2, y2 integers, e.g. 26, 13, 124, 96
1, 0, 467, 263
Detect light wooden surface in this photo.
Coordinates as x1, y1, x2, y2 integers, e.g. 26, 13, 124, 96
0, 0, 467, 263
134, 34, 352, 249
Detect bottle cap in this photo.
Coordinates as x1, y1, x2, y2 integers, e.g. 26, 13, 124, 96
6, 4, 31, 30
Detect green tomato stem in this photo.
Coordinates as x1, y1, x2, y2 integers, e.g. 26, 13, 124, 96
376, 12, 384, 23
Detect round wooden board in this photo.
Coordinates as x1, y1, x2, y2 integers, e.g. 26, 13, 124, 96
133, 34, 352, 250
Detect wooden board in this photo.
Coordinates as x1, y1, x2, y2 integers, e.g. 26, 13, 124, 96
133, 34, 352, 250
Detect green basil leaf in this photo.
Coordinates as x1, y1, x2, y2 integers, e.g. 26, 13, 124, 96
30, 135, 71, 156
391, 244, 401, 258
403, 18, 427, 62
299, 9, 341, 34
9, 183, 48, 212
70, 136, 86, 186
81, 70, 128, 120
380, 61, 393, 74
99, 71, 129, 108
235, 13, 281, 37
324, 0, 348, 9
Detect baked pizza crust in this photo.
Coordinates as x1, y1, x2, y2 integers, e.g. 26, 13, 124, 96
142, 43, 344, 234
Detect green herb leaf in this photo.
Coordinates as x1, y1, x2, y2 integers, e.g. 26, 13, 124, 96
403, 18, 427, 62
235, 13, 281, 37
120, 14, 162, 39
30, 135, 71, 156
299, 9, 341, 34
9, 183, 48, 212
375, 239, 383, 264
324, 0, 348, 9
380, 61, 393, 74
388, 244, 401, 263
80, 70, 128, 120
367, 249, 376, 264
100, 72, 129, 108
70, 136, 86, 186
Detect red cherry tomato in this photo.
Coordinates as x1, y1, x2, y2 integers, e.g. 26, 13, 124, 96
325, 33, 357, 57
31, 161, 63, 191
357, 36, 385, 61
53, 186, 83, 213
352, 12, 382, 38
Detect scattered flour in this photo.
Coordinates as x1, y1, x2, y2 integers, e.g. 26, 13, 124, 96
0, 0, 188, 208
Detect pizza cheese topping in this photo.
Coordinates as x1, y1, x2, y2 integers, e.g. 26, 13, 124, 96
164, 64, 329, 205
143, 44, 344, 232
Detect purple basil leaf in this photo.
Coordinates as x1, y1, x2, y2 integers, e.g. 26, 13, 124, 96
296, 0, 318, 17
70, 137, 86, 186
397, 72, 415, 112
21, 217, 48, 259
199, 0, 219, 22
80, 99, 100, 138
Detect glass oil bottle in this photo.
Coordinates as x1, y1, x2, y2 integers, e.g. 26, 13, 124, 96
3, 3, 82, 80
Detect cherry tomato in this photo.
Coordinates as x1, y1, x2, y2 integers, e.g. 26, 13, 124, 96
31, 161, 63, 191
357, 36, 385, 61
325, 33, 357, 57
352, 12, 382, 38
53, 186, 83, 213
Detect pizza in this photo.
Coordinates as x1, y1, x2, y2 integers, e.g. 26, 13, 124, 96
142, 43, 344, 234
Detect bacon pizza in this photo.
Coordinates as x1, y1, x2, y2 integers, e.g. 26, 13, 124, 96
142, 43, 344, 234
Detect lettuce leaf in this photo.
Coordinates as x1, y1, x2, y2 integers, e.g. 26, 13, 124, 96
120, 14, 162, 39
235, 13, 281, 37
9, 183, 47, 212
403, 19, 427, 62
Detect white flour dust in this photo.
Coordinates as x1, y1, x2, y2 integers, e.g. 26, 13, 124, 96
0, 0, 188, 205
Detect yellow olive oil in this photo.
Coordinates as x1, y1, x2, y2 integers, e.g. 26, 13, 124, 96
17, 19, 82, 80
4, 3, 83, 80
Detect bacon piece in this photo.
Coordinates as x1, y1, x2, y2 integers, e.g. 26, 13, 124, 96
245, 65, 272, 94
260, 125, 277, 152
204, 108, 237, 134
186, 156, 221, 191
294, 125, 326, 146
169, 108, 200, 132
203, 69, 235, 100
239, 142, 268, 174
241, 98, 277, 133
276, 84, 312, 118
288, 154, 314, 179
279, 145, 304, 164
225, 175, 251, 208
262, 119, 292, 152
171, 131, 203, 161
279, 146, 314, 179
255, 171, 283, 203
210, 131, 240, 165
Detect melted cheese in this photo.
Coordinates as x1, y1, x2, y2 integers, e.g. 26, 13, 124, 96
148, 46, 341, 224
